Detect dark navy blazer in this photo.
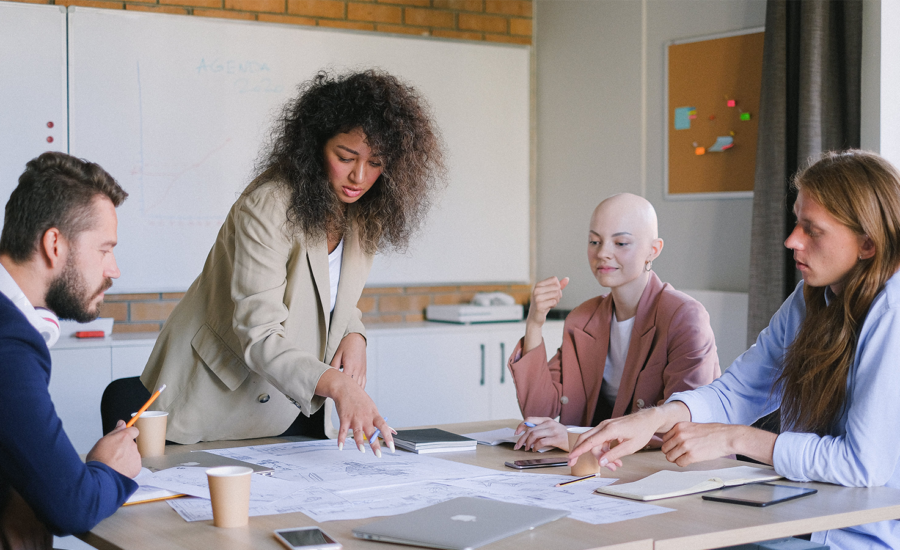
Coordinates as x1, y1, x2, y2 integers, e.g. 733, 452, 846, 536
0, 292, 136, 535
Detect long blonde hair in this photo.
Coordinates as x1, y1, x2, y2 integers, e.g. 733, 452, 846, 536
779, 150, 900, 434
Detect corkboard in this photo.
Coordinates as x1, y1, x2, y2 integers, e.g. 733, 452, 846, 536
666, 29, 764, 197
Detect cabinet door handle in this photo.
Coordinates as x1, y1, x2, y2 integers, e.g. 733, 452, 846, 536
480, 344, 485, 386
500, 342, 506, 384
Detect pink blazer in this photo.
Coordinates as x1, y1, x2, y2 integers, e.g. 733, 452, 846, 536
508, 272, 721, 431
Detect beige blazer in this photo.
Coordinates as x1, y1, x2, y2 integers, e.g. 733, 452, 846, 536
140, 179, 372, 444
508, 272, 720, 434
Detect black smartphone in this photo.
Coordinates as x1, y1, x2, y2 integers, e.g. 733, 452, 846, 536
504, 457, 568, 469
701, 483, 817, 507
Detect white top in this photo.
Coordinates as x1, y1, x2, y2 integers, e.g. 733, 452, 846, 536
0, 262, 59, 347
328, 238, 344, 313
600, 311, 635, 405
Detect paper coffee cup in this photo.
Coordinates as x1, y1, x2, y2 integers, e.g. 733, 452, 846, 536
206, 466, 253, 528
132, 411, 168, 458
567, 426, 601, 477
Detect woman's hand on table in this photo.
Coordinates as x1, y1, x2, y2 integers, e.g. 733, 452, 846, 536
316, 368, 393, 457
568, 402, 691, 471
331, 332, 367, 389
514, 417, 568, 451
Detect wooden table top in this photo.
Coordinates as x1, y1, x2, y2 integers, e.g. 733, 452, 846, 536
81, 420, 900, 550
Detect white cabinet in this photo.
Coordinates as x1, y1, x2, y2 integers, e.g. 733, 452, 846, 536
49, 334, 157, 454
357, 321, 565, 429
111, 344, 156, 380
48, 347, 110, 455
373, 331, 491, 426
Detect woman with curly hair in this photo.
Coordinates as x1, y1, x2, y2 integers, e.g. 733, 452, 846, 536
139, 70, 444, 454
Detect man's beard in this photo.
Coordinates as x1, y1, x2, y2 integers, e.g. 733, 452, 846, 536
45, 260, 112, 322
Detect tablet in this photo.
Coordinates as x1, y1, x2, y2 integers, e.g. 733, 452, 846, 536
701, 483, 817, 507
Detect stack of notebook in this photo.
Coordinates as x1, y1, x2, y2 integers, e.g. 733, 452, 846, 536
393, 429, 477, 454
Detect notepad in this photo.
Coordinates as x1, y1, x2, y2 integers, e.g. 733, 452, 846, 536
123, 468, 185, 506
463, 427, 519, 446
595, 466, 782, 501
393, 429, 477, 454
463, 427, 551, 452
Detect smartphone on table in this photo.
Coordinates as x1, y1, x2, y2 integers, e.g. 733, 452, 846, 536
274, 527, 342, 550
504, 457, 568, 469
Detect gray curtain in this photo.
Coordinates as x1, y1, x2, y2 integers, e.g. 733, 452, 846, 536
746, 0, 862, 346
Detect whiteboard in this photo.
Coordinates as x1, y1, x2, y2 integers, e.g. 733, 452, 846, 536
67, 8, 530, 292
0, 2, 68, 227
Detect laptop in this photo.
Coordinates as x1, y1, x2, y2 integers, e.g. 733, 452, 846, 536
141, 451, 273, 475
352, 497, 569, 550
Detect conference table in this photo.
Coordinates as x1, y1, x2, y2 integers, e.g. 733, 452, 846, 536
81, 419, 900, 550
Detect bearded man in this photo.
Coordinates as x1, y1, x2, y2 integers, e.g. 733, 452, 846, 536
0, 152, 140, 549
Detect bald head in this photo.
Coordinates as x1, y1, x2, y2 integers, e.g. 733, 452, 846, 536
591, 193, 659, 240
586, 193, 664, 292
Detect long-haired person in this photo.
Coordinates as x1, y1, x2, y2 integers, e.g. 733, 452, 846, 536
569, 150, 900, 549
509, 193, 720, 452
141, 70, 444, 455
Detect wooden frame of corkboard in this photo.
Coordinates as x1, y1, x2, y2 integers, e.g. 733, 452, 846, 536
665, 27, 764, 200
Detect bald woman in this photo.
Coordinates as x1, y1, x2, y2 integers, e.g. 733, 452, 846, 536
509, 194, 721, 451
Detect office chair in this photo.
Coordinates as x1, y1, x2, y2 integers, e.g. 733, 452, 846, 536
100, 376, 150, 435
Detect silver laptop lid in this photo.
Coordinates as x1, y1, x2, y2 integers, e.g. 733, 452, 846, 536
141, 451, 273, 475
352, 497, 569, 550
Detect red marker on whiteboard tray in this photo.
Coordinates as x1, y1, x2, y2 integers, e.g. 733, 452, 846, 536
75, 330, 105, 338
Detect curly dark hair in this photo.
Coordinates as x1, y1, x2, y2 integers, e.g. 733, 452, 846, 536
255, 69, 445, 254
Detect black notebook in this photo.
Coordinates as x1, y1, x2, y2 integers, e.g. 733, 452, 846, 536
393, 429, 477, 454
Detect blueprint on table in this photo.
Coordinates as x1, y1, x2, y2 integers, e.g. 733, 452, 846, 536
165, 440, 672, 524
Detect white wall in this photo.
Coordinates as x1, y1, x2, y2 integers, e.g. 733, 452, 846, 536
535, 0, 766, 309
861, 0, 881, 153
877, 0, 900, 166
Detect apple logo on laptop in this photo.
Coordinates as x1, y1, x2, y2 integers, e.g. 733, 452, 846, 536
451, 515, 477, 522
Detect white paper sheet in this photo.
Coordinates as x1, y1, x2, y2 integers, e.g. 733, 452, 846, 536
164, 440, 673, 525
207, 440, 489, 491
126, 468, 181, 504
145, 466, 303, 502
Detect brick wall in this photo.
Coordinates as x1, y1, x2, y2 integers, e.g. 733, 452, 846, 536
6, 0, 534, 332
102, 284, 532, 332
8, 0, 532, 45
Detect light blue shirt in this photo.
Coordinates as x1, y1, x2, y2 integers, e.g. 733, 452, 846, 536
670, 274, 900, 550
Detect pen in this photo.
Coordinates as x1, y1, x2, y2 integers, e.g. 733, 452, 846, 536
523, 422, 536, 428
555, 473, 599, 487
363, 418, 393, 456
369, 417, 386, 442
125, 384, 166, 428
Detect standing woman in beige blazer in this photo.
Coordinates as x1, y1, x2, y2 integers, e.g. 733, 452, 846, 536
509, 193, 720, 452
141, 71, 444, 454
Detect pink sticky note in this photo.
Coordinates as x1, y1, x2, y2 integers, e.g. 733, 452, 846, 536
727, 99, 736, 107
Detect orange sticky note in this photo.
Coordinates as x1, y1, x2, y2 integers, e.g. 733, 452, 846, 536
695, 147, 706, 155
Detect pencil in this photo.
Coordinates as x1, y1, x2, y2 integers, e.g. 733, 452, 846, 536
125, 384, 166, 428
555, 473, 599, 487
